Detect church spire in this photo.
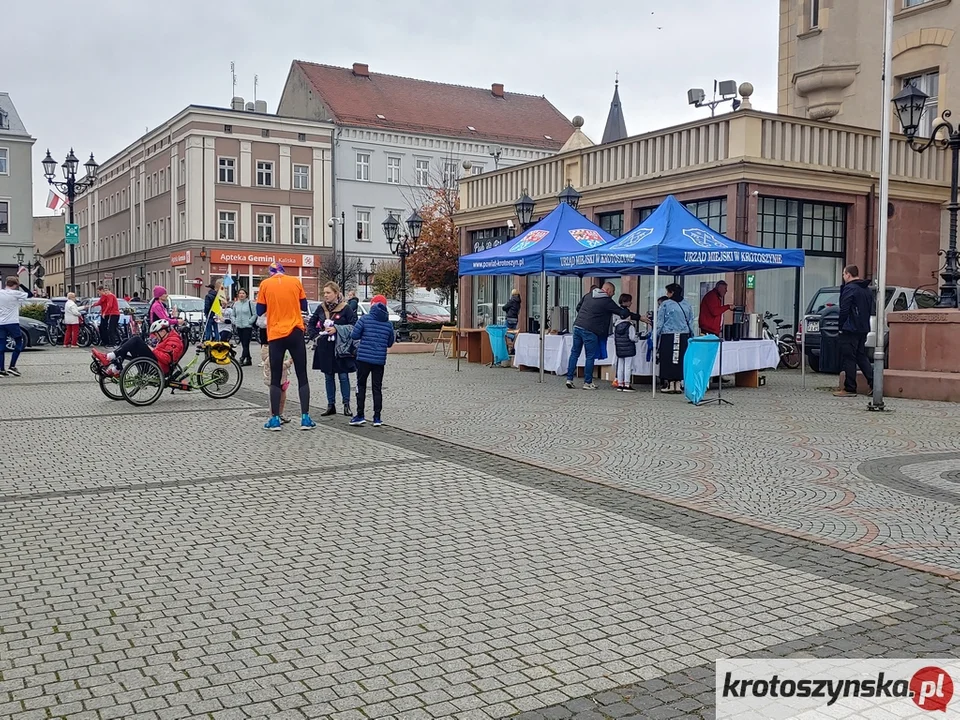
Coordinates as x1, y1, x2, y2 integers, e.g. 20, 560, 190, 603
601, 74, 627, 144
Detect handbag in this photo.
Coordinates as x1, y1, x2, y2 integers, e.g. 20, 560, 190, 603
334, 325, 358, 359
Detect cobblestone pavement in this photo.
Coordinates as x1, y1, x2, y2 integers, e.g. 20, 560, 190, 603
2, 348, 959, 720
380, 353, 960, 579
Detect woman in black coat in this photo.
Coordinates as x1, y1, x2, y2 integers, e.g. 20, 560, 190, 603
308, 281, 357, 417
503, 289, 522, 329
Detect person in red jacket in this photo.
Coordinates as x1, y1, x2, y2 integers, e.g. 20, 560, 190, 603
91, 319, 184, 379
90, 286, 121, 347
698, 280, 731, 336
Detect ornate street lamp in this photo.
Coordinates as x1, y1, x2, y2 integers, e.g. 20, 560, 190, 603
514, 190, 536, 229
893, 84, 960, 308
382, 211, 422, 341
41, 148, 99, 293
557, 183, 582, 210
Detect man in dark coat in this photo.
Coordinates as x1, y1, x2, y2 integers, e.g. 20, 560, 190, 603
564, 282, 638, 390
834, 264, 875, 397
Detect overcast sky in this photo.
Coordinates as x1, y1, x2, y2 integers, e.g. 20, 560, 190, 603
6, 0, 778, 216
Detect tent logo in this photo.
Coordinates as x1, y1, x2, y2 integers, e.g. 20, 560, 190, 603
613, 227, 653, 249
509, 229, 549, 253
569, 229, 606, 248
684, 228, 728, 248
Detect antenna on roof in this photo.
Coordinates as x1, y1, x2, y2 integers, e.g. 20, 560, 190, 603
231, 61, 237, 101
254, 75, 258, 103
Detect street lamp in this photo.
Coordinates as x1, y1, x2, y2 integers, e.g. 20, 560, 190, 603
557, 183, 582, 210
892, 85, 960, 308
382, 210, 422, 341
328, 212, 347, 289
514, 190, 536, 230
16, 248, 43, 293
41, 148, 98, 294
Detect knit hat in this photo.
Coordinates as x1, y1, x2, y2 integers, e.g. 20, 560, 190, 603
371, 294, 388, 306
268, 262, 285, 275
153, 285, 167, 299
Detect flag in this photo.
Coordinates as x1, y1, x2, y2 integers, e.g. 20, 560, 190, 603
16, 266, 26, 278
210, 294, 222, 316
46, 189, 67, 212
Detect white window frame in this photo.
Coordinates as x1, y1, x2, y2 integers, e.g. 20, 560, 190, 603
179, 158, 186, 185
415, 159, 429, 187
386, 156, 401, 184
0, 200, 9, 234
0, 148, 8, 175
256, 213, 275, 243
179, 211, 186, 241
810, 0, 819, 27
293, 164, 310, 191
903, 0, 933, 7
218, 157, 236, 184
219, 211, 236, 241
293, 216, 311, 245
903, 70, 939, 137
356, 152, 370, 181
443, 162, 459, 187
356, 209, 371, 241
256, 161, 274, 187
471, 163, 484, 176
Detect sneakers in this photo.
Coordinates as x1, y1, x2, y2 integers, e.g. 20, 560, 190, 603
263, 415, 282, 432
833, 390, 858, 397
583, 383, 599, 390
91, 349, 110, 367
620, 385, 635, 393
373, 416, 383, 427
279, 415, 291, 425
6, 367, 20, 377
300, 413, 316, 430
0, 370, 7, 377
349, 415, 366, 426
565, 379, 575, 389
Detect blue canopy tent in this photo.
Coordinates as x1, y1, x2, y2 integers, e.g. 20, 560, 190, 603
544, 196, 807, 396
458, 203, 617, 380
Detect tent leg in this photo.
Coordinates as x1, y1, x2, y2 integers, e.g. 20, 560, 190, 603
539, 270, 546, 383
652, 266, 659, 399
801, 267, 805, 389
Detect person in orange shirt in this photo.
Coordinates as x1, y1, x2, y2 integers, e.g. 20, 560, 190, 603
256, 262, 314, 431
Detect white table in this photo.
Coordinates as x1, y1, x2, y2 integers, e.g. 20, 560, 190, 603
513, 333, 779, 383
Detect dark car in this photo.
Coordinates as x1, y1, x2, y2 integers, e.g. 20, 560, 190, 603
5, 316, 51, 351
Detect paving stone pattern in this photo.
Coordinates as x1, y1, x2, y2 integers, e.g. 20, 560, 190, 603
1, 349, 959, 720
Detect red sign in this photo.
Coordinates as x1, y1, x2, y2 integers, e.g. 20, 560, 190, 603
170, 250, 192, 266
209, 250, 316, 267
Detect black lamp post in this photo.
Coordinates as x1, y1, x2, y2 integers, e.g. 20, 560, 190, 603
557, 182, 582, 210
515, 190, 536, 230
16, 248, 43, 294
382, 211, 422, 341
42, 148, 98, 294
366, 259, 377, 300
893, 84, 960, 309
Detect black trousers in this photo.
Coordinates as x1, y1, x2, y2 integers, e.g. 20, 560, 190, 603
268, 327, 309, 416
356, 360, 385, 417
100, 315, 119, 346
113, 336, 154, 365
839, 332, 873, 392
237, 327, 253, 362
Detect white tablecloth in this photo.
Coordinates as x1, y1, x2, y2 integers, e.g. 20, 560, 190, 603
513, 333, 778, 377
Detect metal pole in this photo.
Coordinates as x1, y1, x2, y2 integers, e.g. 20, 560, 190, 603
652, 265, 659, 398
340, 211, 346, 290
539, 270, 546, 383
68, 177, 76, 294
801, 267, 806, 389
870, 0, 895, 412
398, 246, 409, 342
940, 138, 960, 308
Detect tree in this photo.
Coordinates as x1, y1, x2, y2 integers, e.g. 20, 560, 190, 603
371, 260, 409, 300
318, 252, 363, 291
405, 187, 459, 318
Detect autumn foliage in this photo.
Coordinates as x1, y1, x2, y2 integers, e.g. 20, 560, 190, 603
406, 188, 459, 307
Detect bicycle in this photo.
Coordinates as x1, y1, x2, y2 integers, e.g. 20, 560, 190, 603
762, 312, 801, 370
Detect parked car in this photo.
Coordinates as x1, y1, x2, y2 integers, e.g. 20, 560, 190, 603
798, 285, 937, 372
5, 316, 51, 351
358, 301, 400, 323
165, 295, 205, 324
389, 301, 451, 324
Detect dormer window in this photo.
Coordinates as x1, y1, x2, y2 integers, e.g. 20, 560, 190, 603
0, 110, 7, 129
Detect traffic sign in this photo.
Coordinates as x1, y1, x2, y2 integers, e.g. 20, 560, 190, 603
65, 224, 80, 245
103, 272, 113, 281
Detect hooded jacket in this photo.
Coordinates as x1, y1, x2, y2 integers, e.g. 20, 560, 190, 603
351, 303, 396, 365
573, 289, 631, 339
839, 278, 874, 334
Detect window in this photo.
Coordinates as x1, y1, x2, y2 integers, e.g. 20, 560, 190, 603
293, 164, 310, 190
256, 161, 273, 187
261, 129, 270, 138
416, 159, 429, 186
904, 0, 933, 6
597, 211, 624, 238
219, 211, 236, 241
218, 157, 236, 184
256, 213, 274, 243
159, 218, 166, 244
293, 216, 311, 245
471, 163, 484, 175
386, 156, 401, 184
146, 176, 153, 197
159, 169, 165, 193
0, 148, 8, 175
179, 211, 186, 241
637, 198, 727, 234
810, 0, 819, 28
903, 71, 939, 138
224, 125, 233, 134
0, 201, 8, 233
356, 210, 371, 241
298, 132, 306, 142
356, 153, 370, 181
443, 162, 459, 187
179, 158, 186, 185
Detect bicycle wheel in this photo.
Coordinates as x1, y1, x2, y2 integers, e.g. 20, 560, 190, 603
98, 373, 124, 401
78, 325, 93, 347
779, 336, 801, 370
119, 357, 165, 406
197, 357, 243, 399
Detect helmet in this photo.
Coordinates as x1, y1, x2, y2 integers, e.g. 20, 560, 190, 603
149, 319, 170, 334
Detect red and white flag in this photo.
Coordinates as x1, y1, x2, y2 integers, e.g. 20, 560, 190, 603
46, 189, 67, 212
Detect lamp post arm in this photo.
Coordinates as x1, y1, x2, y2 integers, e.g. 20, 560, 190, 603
908, 111, 958, 154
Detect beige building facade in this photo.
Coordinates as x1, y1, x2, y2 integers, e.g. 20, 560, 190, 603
71, 104, 335, 300
779, 0, 958, 132
34, 215, 65, 296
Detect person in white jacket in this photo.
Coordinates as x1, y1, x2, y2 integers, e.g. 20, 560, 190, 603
612, 293, 640, 393
63, 293, 83, 347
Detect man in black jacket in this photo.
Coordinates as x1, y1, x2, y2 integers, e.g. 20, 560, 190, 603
565, 282, 635, 390
834, 265, 875, 397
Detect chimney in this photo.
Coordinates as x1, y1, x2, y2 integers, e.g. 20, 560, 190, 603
231, 96, 244, 111
353, 63, 370, 77
245, 102, 255, 112
254, 100, 267, 113
491, 83, 504, 98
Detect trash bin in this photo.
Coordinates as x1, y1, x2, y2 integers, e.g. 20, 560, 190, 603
819, 327, 842, 374
484, 325, 510, 366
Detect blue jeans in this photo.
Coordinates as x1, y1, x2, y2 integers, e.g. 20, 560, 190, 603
325, 372, 351, 405
0, 323, 23, 371
203, 317, 219, 341
566, 327, 599, 383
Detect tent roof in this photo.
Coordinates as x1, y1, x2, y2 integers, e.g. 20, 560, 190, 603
544, 195, 805, 275
458, 203, 616, 276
